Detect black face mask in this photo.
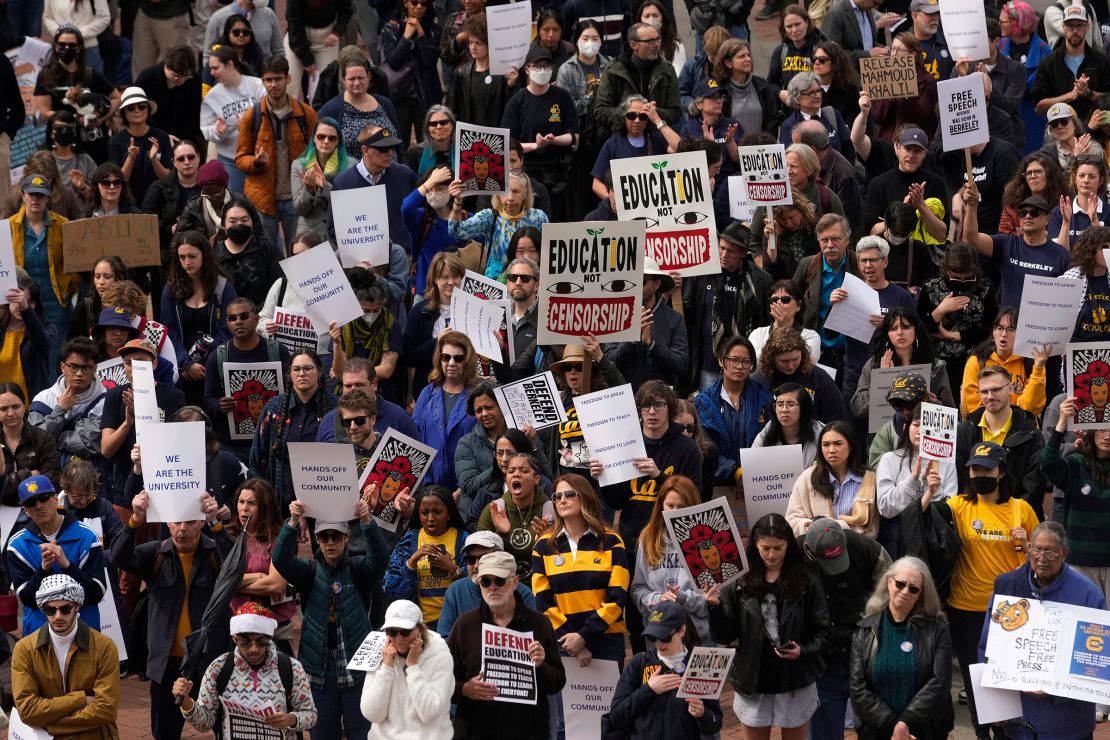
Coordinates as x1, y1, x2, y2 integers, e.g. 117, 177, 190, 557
227, 224, 252, 244
53, 129, 75, 147
55, 47, 79, 63
969, 476, 999, 495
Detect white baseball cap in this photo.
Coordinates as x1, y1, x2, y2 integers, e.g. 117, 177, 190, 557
381, 599, 422, 630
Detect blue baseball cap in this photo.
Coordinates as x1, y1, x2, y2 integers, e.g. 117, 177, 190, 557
966, 441, 1007, 469
19, 475, 57, 505
97, 306, 135, 330
694, 78, 724, 99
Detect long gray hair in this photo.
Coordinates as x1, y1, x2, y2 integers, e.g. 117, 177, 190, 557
863, 556, 944, 619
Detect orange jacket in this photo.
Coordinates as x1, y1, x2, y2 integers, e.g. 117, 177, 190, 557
235, 96, 317, 216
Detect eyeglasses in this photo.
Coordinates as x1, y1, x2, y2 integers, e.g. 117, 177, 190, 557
226, 311, 253, 322
858, 257, 884, 265
775, 400, 799, 410
494, 449, 518, 458
561, 363, 583, 372
507, 274, 536, 283
812, 55, 831, 63
1024, 168, 1045, 178
316, 531, 346, 543
1018, 208, 1045, 218
479, 575, 507, 588
291, 365, 317, 374
236, 636, 271, 648
993, 325, 1016, 335
682, 424, 697, 434
428, 119, 451, 128
42, 604, 75, 616
800, 88, 823, 98
979, 384, 1012, 397
386, 626, 415, 637
62, 361, 95, 374
100, 179, 124, 188
723, 356, 753, 368
23, 493, 55, 508
175, 153, 198, 162
634, 36, 662, 44
1029, 546, 1061, 560
640, 400, 668, 411
230, 27, 252, 36
892, 578, 921, 595
465, 554, 483, 565
315, 133, 339, 142
625, 112, 649, 121
551, 489, 579, 502
342, 415, 369, 427
769, 295, 794, 305
441, 353, 466, 364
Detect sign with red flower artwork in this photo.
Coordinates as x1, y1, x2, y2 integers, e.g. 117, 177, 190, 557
663, 498, 748, 590
358, 428, 438, 531
1067, 342, 1110, 430
455, 122, 510, 197
222, 361, 284, 441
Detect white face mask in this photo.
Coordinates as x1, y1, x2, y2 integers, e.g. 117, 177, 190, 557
529, 67, 553, 85
885, 231, 909, 246
578, 39, 600, 58
363, 311, 381, 326
427, 190, 451, 209
644, 16, 663, 30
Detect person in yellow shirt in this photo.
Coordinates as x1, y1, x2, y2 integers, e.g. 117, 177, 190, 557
961, 308, 1049, 417
922, 441, 1038, 740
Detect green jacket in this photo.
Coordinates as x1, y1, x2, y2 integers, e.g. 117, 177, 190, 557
593, 52, 681, 132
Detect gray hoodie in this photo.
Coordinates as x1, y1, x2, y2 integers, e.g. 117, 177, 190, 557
631, 536, 710, 642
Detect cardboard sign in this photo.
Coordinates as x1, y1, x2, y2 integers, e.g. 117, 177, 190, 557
1014, 276, 1085, 357
663, 498, 749, 589
273, 306, 320, 349
676, 646, 736, 700
289, 442, 361, 522
222, 361, 283, 441
280, 243, 363, 332
141, 421, 207, 523
561, 658, 620, 740
938, 72, 990, 151
486, 1, 532, 75
919, 402, 958, 463
494, 371, 568, 432
0, 219, 18, 295
738, 144, 793, 207
868, 364, 932, 434
939, 0, 989, 60
62, 214, 160, 272
1067, 342, 1110, 430
359, 428, 438, 531
537, 221, 644, 344
481, 623, 538, 704
611, 151, 721, 277
859, 54, 918, 100
573, 384, 646, 487
456, 122, 510, 196
740, 444, 805, 524
347, 631, 388, 671
332, 185, 390, 267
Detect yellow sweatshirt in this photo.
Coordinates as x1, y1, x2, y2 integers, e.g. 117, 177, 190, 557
961, 352, 1046, 418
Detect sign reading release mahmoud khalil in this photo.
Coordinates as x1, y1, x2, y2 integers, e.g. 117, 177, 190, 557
610, 151, 721, 277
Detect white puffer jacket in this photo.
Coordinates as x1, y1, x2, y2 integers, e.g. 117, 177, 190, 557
360, 629, 454, 740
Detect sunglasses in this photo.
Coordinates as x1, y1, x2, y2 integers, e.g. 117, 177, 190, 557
317, 531, 346, 543
236, 636, 271, 648
42, 604, 75, 616
230, 27, 252, 36
441, 353, 466, 364
682, 424, 697, 434
465, 554, 483, 565
625, 112, 649, 122
342, 415, 369, 427
428, 119, 451, 128
126, 103, 149, 111
386, 627, 414, 637
315, 133, 339, 142
1049, 119, 1070, 128
507, 274, 536, 283
644, 632, 676, 643
562, 363, 583, 372
812, 55, 831, 63
226, 311, 252, 322
769, 295, 794, 305
551, 489, 579, 502
479, 575, 507, 588
100, 180, 124, 188
1018, 208, 1045, 218
24, 493, 55, 508
893, 578, 921, 595
175, 153, 198, 162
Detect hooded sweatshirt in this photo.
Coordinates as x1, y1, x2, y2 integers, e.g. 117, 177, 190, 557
28, 376, 107, 462
215, 237, 282, 308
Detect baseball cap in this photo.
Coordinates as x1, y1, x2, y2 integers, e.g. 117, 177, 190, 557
314, 520, 350, 535
463, 530, 505, 552
694, 78, 724, 98
358, 127, 402, 149
524, 46, 553, 65
886, 371, 928, 405
1018, 195, 1051, 214
476, 551, 517, 579
909, 0, 940, 12
897, 127, 929, 149
966, 441, 1007, 469
118, 338, 157, 361
1047, 102, 1076, 123
19, 475, 57, 505
97, 306, 135, 330
381, 599, 422, 630
805, 518, 849, 575
642, 600, 687, 641
21, 174, 51, 197
1063, 2, 1089, 23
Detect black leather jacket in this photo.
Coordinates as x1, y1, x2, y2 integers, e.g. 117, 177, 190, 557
849, 611, 955, 740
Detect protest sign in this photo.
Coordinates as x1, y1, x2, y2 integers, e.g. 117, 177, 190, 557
281, 243, 363, 331
740, 444, 804, 525
83, 518, 127, 660
130, 358, 158, 440
223, 361, 283, 441
610, 151, 720, 276
332, 185, 390, 267
359, 428, 437, 531
348, 631, 388, 671
824, 273, 881, 343
494, 371, 568, 432
1067, 342, 1110, 429
0, 220, 17, 295
537, 221, 644, 344
562, 658, 620, 740
938, 73, 989, 151
969, 664, 1022, 724
738, 144, 793, 207
8, 706, 52, 740
677, 647, 736, 700
62, 214, 160, 272
288, 442, 360, 522
939, 0, 989, 60
919, 402, 958, 463
456, 122, 510, 196
486, 2, 532, 75
1014, 276, 1085, 357
481, 623, 538, 704
858, 54, 918, 100
0, 505, 20, 550
221, 698, 283, 739
451, 288, 506, 359
663, 498, 748, 589
868, 364, 932, 433
461, 269, 509, 301
726, 175, 756, 222
96, 357, 125, 390
573, 384, 646, 487
141, 421, 207, 522
273, 306, 320, 350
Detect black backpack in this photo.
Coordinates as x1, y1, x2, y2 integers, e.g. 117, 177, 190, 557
213, 649, 303, 739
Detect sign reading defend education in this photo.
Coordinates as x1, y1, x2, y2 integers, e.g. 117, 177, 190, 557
63, 214, 160, 272
481, 623, 538, 705
610, 151, 720, 277
859, 54, 918, 101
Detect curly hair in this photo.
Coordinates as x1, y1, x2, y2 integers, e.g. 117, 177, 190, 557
866, 307, 936, 368
101, 279, 147, 316
1069, 155, 1108, 195
1001, 152, 1066, 209
816, 40, 859, 90
758, 327, 814, 377
167, 230, 225, 300
775, 191, 817, 231
1071, 226, 1110, 277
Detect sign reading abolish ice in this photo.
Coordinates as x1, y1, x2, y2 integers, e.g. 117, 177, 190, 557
538, 221, 644, 345
738, 144, 793, 207
141, 421, 206, 523
610, 151, 720, 277
937, 73, 989, 151
331, 185, 390, 267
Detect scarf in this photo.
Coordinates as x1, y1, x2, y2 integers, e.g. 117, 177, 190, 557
202, 192, 231, 232
320, 150, 343, 178
341, 311, 395, 364
418, 143, 452, 178
496, 204, 526, 223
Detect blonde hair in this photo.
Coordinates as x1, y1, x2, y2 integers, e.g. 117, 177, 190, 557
423, 252, 466, 311
492, 171, 534, 213
641, 476, 700, 567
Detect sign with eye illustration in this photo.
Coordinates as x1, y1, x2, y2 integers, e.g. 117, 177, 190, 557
610, 151, 720, 277
455, 122, 510, 197
538, 221, 644, 345
738, 144, 793, 207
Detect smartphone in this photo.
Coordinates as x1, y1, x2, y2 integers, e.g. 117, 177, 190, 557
1103, 111, 1110, 126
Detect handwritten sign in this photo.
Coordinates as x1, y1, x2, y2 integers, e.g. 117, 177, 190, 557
859, 54, 918, 100
62, 214, 160, 272
141, 421, 207, 522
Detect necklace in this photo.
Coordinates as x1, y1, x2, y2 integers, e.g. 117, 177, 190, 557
508, 497, 534, 551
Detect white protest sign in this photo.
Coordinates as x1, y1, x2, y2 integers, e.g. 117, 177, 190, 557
494, 371, 568, 432
461, 269, 508, 301
281, 243, 363, 332
83, 518, 127, 660
288, 442, 360, 522
347, 631, 388, 671
938, 72, 989, 151
824, 273, 881, 344
561, 658, 620, 740
451, 288, 506, 360
455, 122, 511, 197
331, 185, 390, 267
663, 498, 749, 588
1014, 275, 1086, 357
738, 144, 793, 207
222, 361, 283, 441
486, 2, 532, 75
8, 706, 53, 740
919, 402, 958, 464
573, 384, 646, 487
0, 220, 18, 295
611, 151, 721, 277
140, 421, 207, 523
273, 306, 320, 348
359, 428, 438, 531
481, 623, 538, 704
221, 697, 283, 739
868, 364, 932, 434
939, 0, 989, 60
130, 358, 158, 440
0, 504, 20, 550
740, 444, 805, 524
677, 646, 736, 700
969, 663, 1023, 724
95, 356, 125, 390
538, 221, 644, 344
726, 175, 756, 222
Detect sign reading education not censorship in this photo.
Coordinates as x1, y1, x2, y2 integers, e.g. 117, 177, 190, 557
859, 54, 918, 101
738, 144, 793, 207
